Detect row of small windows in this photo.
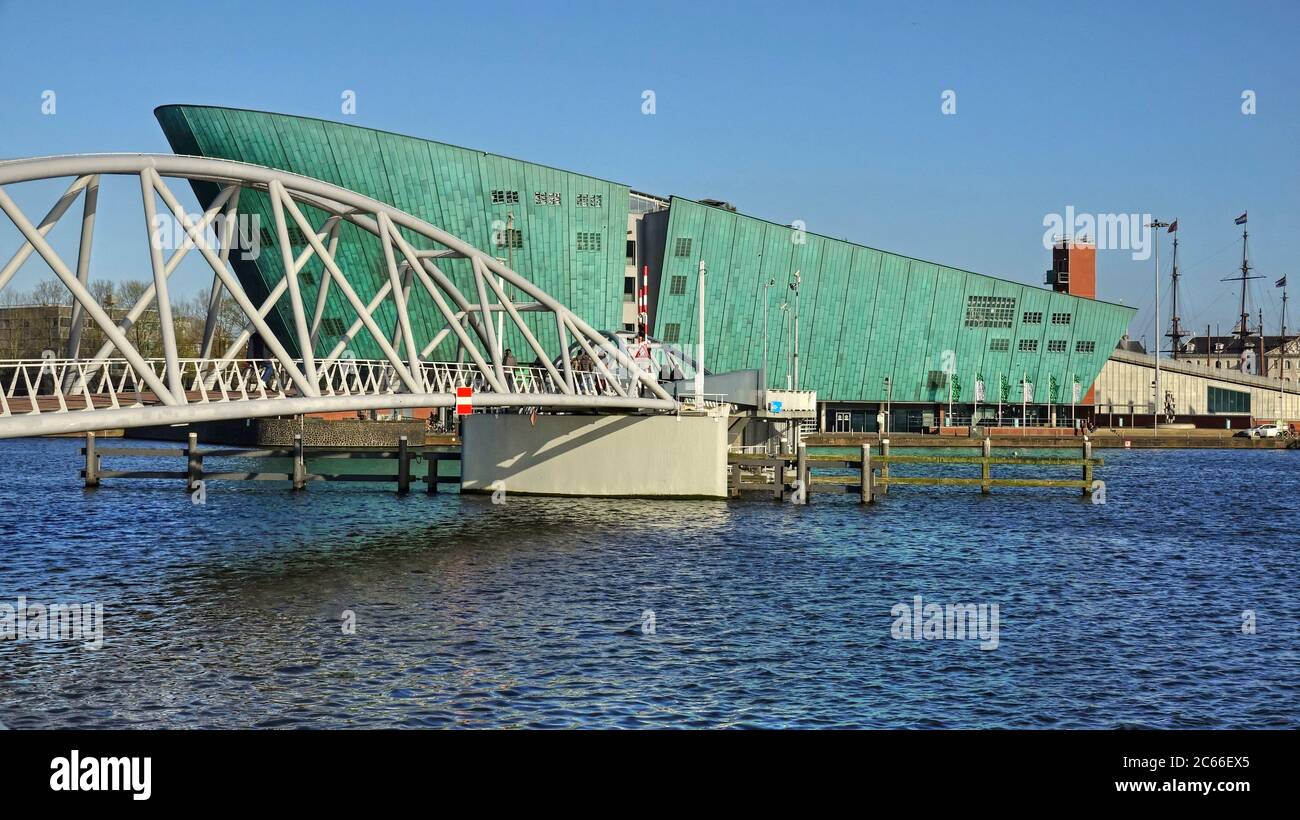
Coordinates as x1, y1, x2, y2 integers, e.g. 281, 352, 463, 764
965, 296, 1016, 328
259, 225, 309, 247
990, 337, 1096, 354
494, 228, 523, 249
669, 275, 687, 295
576, 231, 602, 252
1052, 312, 1071, 325
490, 189, 519, 204
534, 191, 561, 206
321, 317, 347, 336
662, 322, 681, 342
1023, 311, 1042, 324
576, 193, 603, 208
489, 189, 604, 207
674, 238, 693, 257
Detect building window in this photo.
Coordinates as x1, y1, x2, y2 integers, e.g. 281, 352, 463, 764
669, 275, 687, 295
663, 322, 681, 343
490, 189, 519, 204
1047, 339, 1067, 353
1051, 312, 1072, 325
321, 317, 346, 336
300, 271, 315, 286
1018, 338, 1039, 352
989, 338, 1010, 352
495, 228, 523, 249
576, 193, 603, 208
964, 295, 1016, 328
1208, 385, 1250, 414
1075, 340, 1096, 354
674, 238, 693, 258
1023, 311, 1043, 324
626, 239, 636, 261
576, 231, 602, 252
534, 191, 562, 205
926, 370, 949, 389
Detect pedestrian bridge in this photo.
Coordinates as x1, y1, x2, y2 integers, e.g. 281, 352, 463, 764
0, 154, 677, 438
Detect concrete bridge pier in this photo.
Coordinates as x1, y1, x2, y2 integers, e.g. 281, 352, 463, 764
459, 412, 728, 498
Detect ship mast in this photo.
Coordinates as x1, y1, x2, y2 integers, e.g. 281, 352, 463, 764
1166, 221, 1186, 358
1222, 213, 1261, 352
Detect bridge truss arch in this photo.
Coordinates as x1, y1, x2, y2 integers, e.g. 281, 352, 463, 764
0, 154, 677, 438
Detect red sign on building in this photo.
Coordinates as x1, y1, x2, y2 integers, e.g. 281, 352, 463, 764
455, 386, 473, 416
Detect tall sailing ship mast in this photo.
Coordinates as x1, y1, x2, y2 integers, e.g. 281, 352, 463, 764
1165, 220, 1186, 358
1221, 212, 1262, 366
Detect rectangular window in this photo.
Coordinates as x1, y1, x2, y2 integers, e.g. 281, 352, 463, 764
321, 317, 346, 336
1018, 338, 1039, 352
1208, 385, 1251, 414
964, 295, 1016, 328
495, 228, 523, 249
989, 338, 1010, 352
1023, 311, 1043, 324
1051, 312, 1071, 325
1047, 339, 1067, 353
300, 270, 315, 286
490, 189, 519, 204
926, 370, 949, 389
534, 191, 562, 205
674, 238, 693, 258
669, 275, 687, 295
626, 239, 636, 261
663, 322, 681, 343
1075, 340, 1096, 354
576, 193, 603, 208
576, 231, 602, 252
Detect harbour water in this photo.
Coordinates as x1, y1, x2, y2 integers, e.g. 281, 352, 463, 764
1, 437, 1296, 728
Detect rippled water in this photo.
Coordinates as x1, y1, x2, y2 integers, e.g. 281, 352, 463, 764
1, 437, 1296, 728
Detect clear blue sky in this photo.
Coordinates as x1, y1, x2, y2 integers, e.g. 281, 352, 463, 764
1, 0, 1296, 344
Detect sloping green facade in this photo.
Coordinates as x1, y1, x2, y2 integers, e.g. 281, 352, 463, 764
156, 105, 628, 361
652, 198, 1134, 403
155, 106, 1134, 404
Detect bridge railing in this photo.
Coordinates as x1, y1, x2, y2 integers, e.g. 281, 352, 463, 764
0, 356, 641, 416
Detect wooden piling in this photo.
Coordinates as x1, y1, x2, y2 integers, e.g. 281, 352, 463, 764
772, 457, 785, 502
397, 435, 411, 494
880, 438, 890, 495
426, 453, 440, 495
860, 443, 873, 504
1082, 436, 1093, 496
292, 433, 306, 490
797, 445, 808, 504
981, 437, 991, 494
83, 431, 99, 488
186, 431, 202, 492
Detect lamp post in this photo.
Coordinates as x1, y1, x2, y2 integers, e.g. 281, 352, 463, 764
779, 302, 791, 389
695, 259, 706, 406
761, 277, 775, 391
1146, 218, 1170, 431
788, 270, 801, 390
882, 376, 892, 434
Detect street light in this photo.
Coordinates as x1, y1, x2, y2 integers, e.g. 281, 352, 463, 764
761, 277, 775, 391
1146, 218, 1171, 432
779, 302, 791, 389
788, 270, 801, 390
882, 376, 892, 434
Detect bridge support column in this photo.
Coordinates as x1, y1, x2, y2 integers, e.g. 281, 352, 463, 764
461, 413, 727, 498
83, 432, 99, 488
292, 433, 306, 491
186, 432, 202, 492
397, 435, 410, 494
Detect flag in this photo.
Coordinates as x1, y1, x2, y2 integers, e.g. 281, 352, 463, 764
1072, 376, 1082, 403
1049, 375, 1059, 404
950, 374, 961, 402
1276, 276, 1287, 288
1167, 219, 1178, 233
1021, 380, 1033, 403
974, 374, 986, 403
1234, 212, 1248, 225
999, 374, 1010, 403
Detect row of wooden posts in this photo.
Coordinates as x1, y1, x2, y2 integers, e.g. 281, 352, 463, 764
728, 438, 1100, 503
82, 431, 460, 494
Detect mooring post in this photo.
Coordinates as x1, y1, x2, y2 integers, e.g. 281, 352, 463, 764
426, 452, 439, 495
1082, 436, 1092, 496
186, 431, 202, 492
880, 438, 890, 495
729, 458, 741, 498
83, 431, 99, 488
772, 457, 785, 502
397, 435, 411, 494
797, 444, 809, 504
860, 443, 873, 504
292, 433, 306, 491
981, 437, 992, 494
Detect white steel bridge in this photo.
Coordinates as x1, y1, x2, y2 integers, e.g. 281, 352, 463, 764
0, 154, 678, 438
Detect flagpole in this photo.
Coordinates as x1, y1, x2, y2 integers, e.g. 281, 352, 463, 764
1147, 218, 1170, 431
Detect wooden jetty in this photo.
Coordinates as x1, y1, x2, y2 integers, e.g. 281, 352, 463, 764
728, 438, 1101, 503
82, 431, 461, 495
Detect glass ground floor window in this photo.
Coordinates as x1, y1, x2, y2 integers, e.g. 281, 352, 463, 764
1207, 385, 1251, 415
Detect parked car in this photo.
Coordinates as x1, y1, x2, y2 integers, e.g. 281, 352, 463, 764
1237, 424, 1286, 438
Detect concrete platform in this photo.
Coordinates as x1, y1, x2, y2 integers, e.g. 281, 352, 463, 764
461, 412, 727, 498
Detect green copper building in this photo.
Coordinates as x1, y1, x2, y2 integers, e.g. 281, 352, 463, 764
156, 105, 1134, 431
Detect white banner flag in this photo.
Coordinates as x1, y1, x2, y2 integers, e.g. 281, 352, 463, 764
974, 379, 986, 403
1022, 381, 1033, 402
1072, 381, 1082, 403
